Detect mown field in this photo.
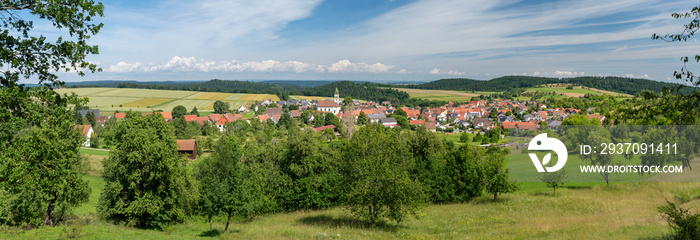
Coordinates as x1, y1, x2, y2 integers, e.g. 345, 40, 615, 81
1, 148, 695, 239
54, 88, 283, 113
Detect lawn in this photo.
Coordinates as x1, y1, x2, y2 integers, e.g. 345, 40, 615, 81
2, 148, 695, 239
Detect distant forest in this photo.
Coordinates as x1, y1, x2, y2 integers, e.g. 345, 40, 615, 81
65, 76, 696, 106
403, 76, 695, 95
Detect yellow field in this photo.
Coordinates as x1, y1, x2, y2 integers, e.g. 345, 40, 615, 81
120, 98, 173, 108
188, 92, 234, 100
237, 94, 280, 101
55, 88, 291, 112
290, 95, 329, 101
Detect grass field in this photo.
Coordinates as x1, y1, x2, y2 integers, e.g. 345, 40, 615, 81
55, 88, 302, 113
2, 146, 690, 239
520, 85, 633, 100
390, 88, 496, 102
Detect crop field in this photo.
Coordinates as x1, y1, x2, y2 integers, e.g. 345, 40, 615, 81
54, 88, 295, 113
391, 88, 497, 102
523, 85, 633, 99
2, 148, 694, 239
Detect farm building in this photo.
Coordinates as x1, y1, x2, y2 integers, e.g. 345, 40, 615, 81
76, 125, 94, 147
176, 139, 197, 160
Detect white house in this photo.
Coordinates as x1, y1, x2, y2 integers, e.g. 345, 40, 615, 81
77, 125, 94, 147
317, 100, 341, 114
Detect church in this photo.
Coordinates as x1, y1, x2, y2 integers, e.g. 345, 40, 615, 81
316, 88, 342, 114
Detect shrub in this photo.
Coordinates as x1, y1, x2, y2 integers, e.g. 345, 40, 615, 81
659, 201, 700, 240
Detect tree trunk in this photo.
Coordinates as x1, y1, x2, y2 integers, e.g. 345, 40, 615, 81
209, 215, 213, 231
44, 198, 55, 226
224, 211, 232, 232
553, 186, 556, 197
493, 191, 498, 200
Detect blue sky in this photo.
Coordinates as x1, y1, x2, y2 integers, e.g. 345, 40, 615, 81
41, 0, 700, 82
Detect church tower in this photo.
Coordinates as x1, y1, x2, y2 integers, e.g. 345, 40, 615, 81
334, 87, 341, 104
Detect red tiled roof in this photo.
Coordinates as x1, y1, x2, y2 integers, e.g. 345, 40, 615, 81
158, 111, 173, 119
313, 125, 336, 132
517, 122, 538, 130
115, 113, 126, 119
176, 139, 196, 151
409, 120, 425, 125
502, 121, 518, 129
77, 125, 91, 137
425, 121, 437, 129
317, 100, 340, 108
183, 115, 198, 122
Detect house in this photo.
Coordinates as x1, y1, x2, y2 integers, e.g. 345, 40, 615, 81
288, 99, 299, 106
548, 120, 562, 131
317, 100, 341, 114
238, 105, 249, 113
313, 125, 336, 132
95, 116, 110, 126
409, 119, 425, 126
114, 112, 126, 119
425, 121, 437, 132
289, 110, 301, 118
176, 139, 197, 160
380, 117, 397, 128
77, 125, 93, 147
588, 114, 606, 124
263, 107, 284, 116
183, 115, 198, 122
77, 109, 100, 117
367, 113, 386, 123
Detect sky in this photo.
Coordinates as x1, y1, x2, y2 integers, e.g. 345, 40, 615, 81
31, 0, 700, 83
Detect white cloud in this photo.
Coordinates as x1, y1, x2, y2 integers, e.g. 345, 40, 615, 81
328, 60, 395, 73
430, 68, 466, 76
105, 56, 396, 74
396, 69, 409, 74
533, 71, 541, 76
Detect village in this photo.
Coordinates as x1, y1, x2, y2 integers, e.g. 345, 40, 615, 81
73, 88, 608, 159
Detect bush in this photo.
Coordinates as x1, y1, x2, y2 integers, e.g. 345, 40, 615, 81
659, 201, 700, 240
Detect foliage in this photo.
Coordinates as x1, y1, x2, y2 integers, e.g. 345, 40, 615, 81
300, 81, 411, 104
658, 200, 700, 240
277, 130, 341, 210
357, 111, 369, 125
196, 135, 270, 232
213, 100, 229, 114
341, 124, 426, 225
172, 105, 187, 119
0, 0, 103, 227
441, 145, 488, 202
98, 114, 192, 229
0, 0, 103, 87
407, 76, 692, 95
483, 147, 518, 200
189, 106, 199, 116
540, 170, 567, 196
0, 89, 90, 226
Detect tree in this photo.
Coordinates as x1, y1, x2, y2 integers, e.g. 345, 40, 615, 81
190, 106, 200, 117
197, 135, 269, 232
0, 0, 103, 227
341, 124, 426, 225
172, 105, 188, 119
343, 96, 354, 106
213, 100, 229, 114
357, 111, 369, 125
85, 110, 96, 127
393, 109, 407, 117
98, 114, 192, 229
650, 7, 700, 124
540, 170, 567, 196
483, 147, 518, 200
459, 132, 470, 143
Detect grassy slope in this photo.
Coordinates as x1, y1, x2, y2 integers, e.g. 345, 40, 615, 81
3, 147, 695, 239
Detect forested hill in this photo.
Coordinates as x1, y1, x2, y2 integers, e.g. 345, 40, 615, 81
112, 79, 303, 93
299, 81, 411, 103
408, 76, 694, 95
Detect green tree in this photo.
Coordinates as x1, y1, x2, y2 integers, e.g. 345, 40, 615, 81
0, 0, 103, 227
213, 100, 229, 114
652, 6, 700, 123
540, 170, 567, 196
357, 111, 369, 125
341, 124, 426, 225
98, 114, 192, 229
460, 132, 470, 143
172, 105, 188, 119
443, 145, 487, 201
393, 109, 407, 117
197, 135, 269, 232
85, 110, 96, 127
343, 96, 354, 106
313, 112, 325, 127
483, 147, 518, 200
190, 106, 200, 117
